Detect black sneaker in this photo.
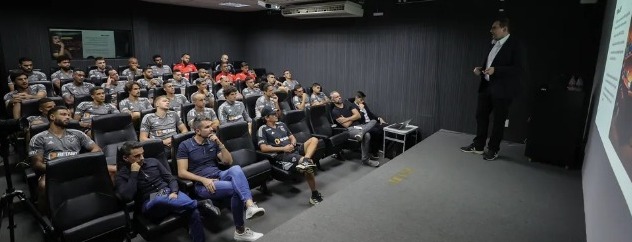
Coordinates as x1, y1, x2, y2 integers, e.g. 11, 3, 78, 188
483, 150, 499, 161
309, 192, 324, 205
197, 199, 221, 216
460, 143, 484, 154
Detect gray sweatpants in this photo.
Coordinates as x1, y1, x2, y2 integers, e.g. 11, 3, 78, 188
347, 120, 376, 161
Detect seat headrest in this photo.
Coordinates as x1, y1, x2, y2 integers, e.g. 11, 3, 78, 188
284, 110, 305, 124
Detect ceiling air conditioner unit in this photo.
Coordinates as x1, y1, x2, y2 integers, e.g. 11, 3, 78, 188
281, 1, 363, 19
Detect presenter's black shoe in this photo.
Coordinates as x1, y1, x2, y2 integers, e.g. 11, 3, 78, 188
460, 143, 484, 154
198, 199, 221, 216
483, 150, 499, 161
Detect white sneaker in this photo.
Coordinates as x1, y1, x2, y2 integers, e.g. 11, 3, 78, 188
234, 227, 264, 241
245, 204, 265, 220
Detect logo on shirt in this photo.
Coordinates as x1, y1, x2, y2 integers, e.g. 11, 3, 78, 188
65, 135, 77, 143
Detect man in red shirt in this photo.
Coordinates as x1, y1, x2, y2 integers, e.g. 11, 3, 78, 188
235, 62, 256, 82
215, 63, 235, 84
173, 53, 197, 79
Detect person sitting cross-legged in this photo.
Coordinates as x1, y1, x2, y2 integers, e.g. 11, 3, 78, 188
257, 106, 324, 205
177, 117, 266, 241
116, 141, 218, 242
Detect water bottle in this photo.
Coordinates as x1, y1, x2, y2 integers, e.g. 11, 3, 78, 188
575, 76, 583, 91
567, 76, 576, 91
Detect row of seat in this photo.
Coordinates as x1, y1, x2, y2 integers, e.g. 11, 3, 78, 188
31, 103, 358, 241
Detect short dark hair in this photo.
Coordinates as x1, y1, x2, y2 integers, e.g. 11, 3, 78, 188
9, 70, 26, 82
56, 55, 71, 63
47, 106, 68, 121
245, 76, 254, 82
152, 54, 161, 60
494, 16, 510, 31
18, 57, 32, 64
293, 84, 303, 93
124, 81, 140, 93
120, 141, 143, 157
262, 83, 273, 92
356, 91, 366, 99
38, 97, 54, 107
90, 86, 104, 95
192, 116, 213, 130
266, 72, 275, 78
181, 53, 189, 57
224, 86, 238, 97
143, 67, 153, 73
95, 57, 105, 62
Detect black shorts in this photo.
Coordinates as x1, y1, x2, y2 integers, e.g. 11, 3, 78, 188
273, 151, 303, 172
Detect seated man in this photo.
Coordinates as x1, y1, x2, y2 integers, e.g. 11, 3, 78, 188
190, 79, 215, 109
214, 63, 235, 84
254, 83, 280, 119
310, 83, 329, 106
257, 106, 323, 205
27, 98, 55, 126
88, 57, 109, 80
74, 86, 120, 132
264, 73, 288, 93
121, 57, 142, 80
119, 82, 153, 125
217, 87, 252, 132
29, 106, 105, 211
329, 91, 379, 167
187, 93, 219, 129
167, 70, 190, 89
61, 70, 95, 107
101, 69, 127, 100
241, 77, 262, 98
177, 117, 265, 241
217, 76, 243, 101
291, 85, 310, 111
137, 67, 163, 90
235, 62, 256, 82
352, 91, 387, 159
7, 57, 47, 92
150, 54, 173, 77
281, 70, 300, 91
162, 80, 189, 114
116, 141, 215, 242
140, 95, 188, 156
4, 70, 47, 119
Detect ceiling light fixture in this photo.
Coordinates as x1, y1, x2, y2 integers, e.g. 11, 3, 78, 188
219, 2, 250, 8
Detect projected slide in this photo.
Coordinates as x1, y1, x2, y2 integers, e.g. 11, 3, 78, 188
595, 0, 632, 212
49, 28, 132, 59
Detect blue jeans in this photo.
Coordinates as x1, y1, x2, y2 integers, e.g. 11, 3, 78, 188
142, 190, 205, 242
195, 166, 252, 228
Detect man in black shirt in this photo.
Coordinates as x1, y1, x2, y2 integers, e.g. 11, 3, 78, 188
257, 106, 324, 205
330, 91, 379, 167
115, 141, 218, 242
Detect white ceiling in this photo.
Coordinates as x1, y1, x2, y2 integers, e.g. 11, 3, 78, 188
140, 0, 324, 12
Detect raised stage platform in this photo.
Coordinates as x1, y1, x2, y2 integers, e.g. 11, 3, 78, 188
257, 129, 585, 242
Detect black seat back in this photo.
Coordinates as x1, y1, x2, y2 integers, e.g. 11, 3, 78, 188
19, 96, 64, 119
170, 131, 196, 174
180, 103, 195, 129
46, 152, 126, 240
93, 113, 137, 160
283, 110, 311, 143
217, 121, 256, 167
244, 94, 262, 121
194, 62, 212, 70
308, 105, 333, 137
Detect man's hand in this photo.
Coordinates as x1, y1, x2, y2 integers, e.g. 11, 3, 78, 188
168, 192, 178, 200
283, 144, 294, 153
203, 178, 217, 193
336, 116, 347, 124
484, 67, 495, 75
131, 162, 141, 172
473, 67, 483, 76
208, 133, 220, 144
162, 138, 172, 147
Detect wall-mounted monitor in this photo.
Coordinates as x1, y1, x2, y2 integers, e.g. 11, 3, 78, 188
49, 28, 133, 60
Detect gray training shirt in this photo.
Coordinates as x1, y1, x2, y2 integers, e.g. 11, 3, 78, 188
140, 111, 183, 140
29, 129, 95, 162
217, 101, 251, 124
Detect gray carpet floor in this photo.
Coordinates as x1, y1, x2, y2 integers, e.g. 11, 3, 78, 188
0, 129, 585, 242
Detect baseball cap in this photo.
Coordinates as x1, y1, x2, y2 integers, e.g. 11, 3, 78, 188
261, 106, 275, 117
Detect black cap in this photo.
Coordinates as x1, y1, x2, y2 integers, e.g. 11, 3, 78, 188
261, 106, 275, 117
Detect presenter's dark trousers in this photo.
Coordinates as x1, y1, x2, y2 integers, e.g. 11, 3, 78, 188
473, 91, 512, 152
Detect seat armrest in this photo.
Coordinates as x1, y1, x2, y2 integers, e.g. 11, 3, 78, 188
332, 127, 347, 135
311, 134, 329, 140
330, 131, 350, 145
177, 178, 194, 189
256, 151, 277, 160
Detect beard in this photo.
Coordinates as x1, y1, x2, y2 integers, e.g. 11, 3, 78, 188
60, 66, 71, 71
53, 118, 68, 127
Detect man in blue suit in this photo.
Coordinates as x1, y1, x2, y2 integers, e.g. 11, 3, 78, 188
461, 16, 523, 160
